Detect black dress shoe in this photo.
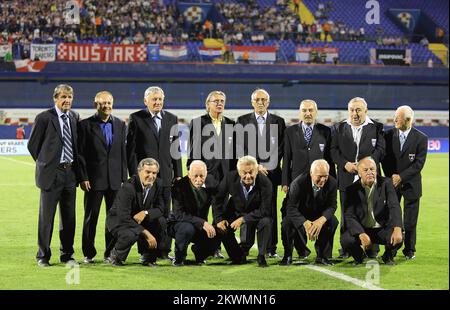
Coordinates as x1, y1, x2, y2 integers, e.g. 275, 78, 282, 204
231, 256, 247, 265
280, 256, 293, 266
143, 261, 158, 267
37, 259, 50, 267
61, 255, 77, 264
172, 258, 185, 267
111, 259, 124, 266
213, 249, 225, 259
315, 257, 334, 266
403, 251, 416, 260
338, 249, 350, 259
381, 255, 395, 265
257, 255, 268, 267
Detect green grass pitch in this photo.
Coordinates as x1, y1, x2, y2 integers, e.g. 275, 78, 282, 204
0, 154, 448, 290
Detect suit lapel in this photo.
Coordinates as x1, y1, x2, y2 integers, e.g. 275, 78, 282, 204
393, 128, 401, 155
110, 116, 119, 150
400, 129, 414, 155
91, 117, 107, 148
143, 110, 159, 140
50, 109, 63, 141
295, 123, 305, 146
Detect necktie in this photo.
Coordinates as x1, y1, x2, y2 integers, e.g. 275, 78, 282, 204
400, 133, 406, 151
153, 115, 161, 134
143, 187, 150, 204
364, 186, 377, 228
61, 114, 73, 163
304, 125, 312, 145
257, 116, 265, 135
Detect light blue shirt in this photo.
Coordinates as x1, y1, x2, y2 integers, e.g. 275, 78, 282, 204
240, 180, 255, 201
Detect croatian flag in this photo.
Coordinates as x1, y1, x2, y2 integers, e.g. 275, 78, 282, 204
232, 46, 277, 64
199, 47, 223, 61
159, 45, 188, 61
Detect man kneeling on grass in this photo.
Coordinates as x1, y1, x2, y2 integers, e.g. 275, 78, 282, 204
106, 158, 168, 267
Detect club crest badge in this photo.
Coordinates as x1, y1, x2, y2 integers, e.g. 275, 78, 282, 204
409, 154, 415, 162
319, 143, 325, 152
371, 139, 377, 147
169, 135, 173, 143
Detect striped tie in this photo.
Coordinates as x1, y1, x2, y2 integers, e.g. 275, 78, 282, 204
61, 114, 73, 163
304, 125, 312, 145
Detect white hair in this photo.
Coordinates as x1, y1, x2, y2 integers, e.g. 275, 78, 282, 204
396, 105, 414, 122
356, 156, 377, 170
251, 89, 270, 102
348, 97, 368, 109
237, 155, 258, 172
310, 159, 330, 173
189, 160, 207, 173
144, 86, 164, 99
299, 99, 318, 111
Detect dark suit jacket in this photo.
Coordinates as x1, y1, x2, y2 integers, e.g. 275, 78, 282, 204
213, 171, 272, 224
282, 122, 335, 187
169, 175, 217, 230
286, 173, 338, 229
330, 119, 385, 191
187, 113, 236, 184
236, 112, 285, 185
28, 108, 80, 190
344, 176, 402, 236
382, 127, 428, 200
77, 114, 127, 191
106, 175, 164, 235
126, 109, 182, 187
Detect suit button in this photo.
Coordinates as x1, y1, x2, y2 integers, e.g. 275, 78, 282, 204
308, 148, 311, 151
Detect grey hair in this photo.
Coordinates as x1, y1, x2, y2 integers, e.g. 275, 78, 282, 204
53, 84, 73, 98
94, 91, 113, 108
205, 90, 226, 111
300, 99, 318, 111
310, 159, 330, 173
356, 156, 377, 170
396, 105, 414, 122
348, 97, 368, 109
189, 160, 207, 173
251, 88, 270, 102
137, 158, 160, 172
236, 155, 258, 172
144, 86, 164, 99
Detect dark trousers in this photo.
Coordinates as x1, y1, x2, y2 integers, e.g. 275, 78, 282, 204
340, 227, 403, 262
240, 217, 272, 256
281, 196, 311, 257
281, 215, 338, 259
36, 166, 76, 261
397, 192, 420, 254
267, 184, 279, 254
168, 222, 244, 262
82, 188, 117, 259
111, 216, 167, 263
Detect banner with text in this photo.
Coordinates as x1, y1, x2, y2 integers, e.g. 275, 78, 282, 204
0, 139, 30, 156
233, 46, 277, 64
57, 43, 147, 62
0, 44, 12, 58
30, 44, 56, 61
296, 47, 339, 63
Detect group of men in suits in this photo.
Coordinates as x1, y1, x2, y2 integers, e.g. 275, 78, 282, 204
28, 84, 428, 268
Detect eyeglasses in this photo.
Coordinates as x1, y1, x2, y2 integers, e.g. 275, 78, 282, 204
209, 99, 225, 104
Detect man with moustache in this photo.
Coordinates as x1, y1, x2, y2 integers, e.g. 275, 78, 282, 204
28, 84, 80, 267
126, 86, 182, 259
213, 156, 273, 267
107, 158, 168, 266
236, 89, 285, 258
382, 105, 428, 260
331, 97, 385, 258
188, 90, 236, 259
78, 91, 127, 263
341, 157, 403, 265
282, 99, 335, 258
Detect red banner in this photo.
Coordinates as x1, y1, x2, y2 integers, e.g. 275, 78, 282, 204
57, 44, 147, 62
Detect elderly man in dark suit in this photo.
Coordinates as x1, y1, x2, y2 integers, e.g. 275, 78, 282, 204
341, 157, 403, 265
187, 90, 236, 259
106, 158, 167, 266
78, 91, 127, 264
126, 86, 182, 258
213, 156, 273, 267
236, 89, 286, 258
282, 99, 335, 258
331, 97, 385, 258
168, 160, 245, 266
28, 84, 80, 267
382, 105, 428, 260
281, 159, 338, 266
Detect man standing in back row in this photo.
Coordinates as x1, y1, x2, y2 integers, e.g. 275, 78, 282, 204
382, 105, 428, 260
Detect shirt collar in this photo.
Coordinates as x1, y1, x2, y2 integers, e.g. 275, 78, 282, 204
240, 180, 255, 192
255, 111, 268, 121
362, 180, 377, 193
311, 179, 321, 192
96, 113, 112, 124
54, 105, 68, 118
209, 113, 222, 122
149, 110, 162, 119
301, 121, 314, 131
399, 127, 412, 137
346, 117, 373, 128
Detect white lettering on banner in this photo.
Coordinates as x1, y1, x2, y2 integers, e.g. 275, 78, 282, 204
0, 140, 30, 156
30, 44, 56, 61
57, 44, 147, 62
80, 46, 89, 61
91, 45, 101, 62
125, 46, 134, 61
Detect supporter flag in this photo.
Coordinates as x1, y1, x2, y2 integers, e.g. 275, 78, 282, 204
159, 45, 188, 61
232, 46, 277, 64
178, 2, 212, 25
14, 59, 47, 72
203, 38, 224, 49
199, 46, 223, 61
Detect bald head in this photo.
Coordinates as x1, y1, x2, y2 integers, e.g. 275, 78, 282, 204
357, 157, 377, 187
310, 159, 330, 188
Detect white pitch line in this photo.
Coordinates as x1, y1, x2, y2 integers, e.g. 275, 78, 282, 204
0, 156, 34, 167
305, 265, 385, 290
